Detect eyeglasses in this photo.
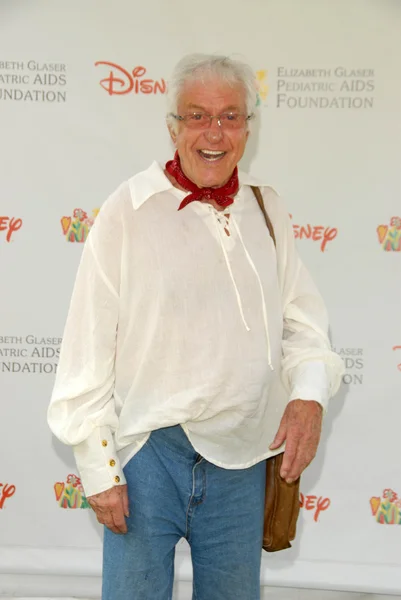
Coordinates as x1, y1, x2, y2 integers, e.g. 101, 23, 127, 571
169, 112, 254, 130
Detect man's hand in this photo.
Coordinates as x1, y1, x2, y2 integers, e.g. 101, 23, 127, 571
269, 400, 323, 483
87, 484, 129, 534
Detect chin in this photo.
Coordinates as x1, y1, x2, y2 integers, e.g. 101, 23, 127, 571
198, 170, 231, 189
199, 178, 224, 188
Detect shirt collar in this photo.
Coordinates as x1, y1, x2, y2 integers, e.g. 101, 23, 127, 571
128, 161, 270, 210
237, 169, 268, 188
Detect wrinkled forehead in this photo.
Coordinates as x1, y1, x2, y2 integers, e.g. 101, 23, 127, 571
177, 77, 247, 113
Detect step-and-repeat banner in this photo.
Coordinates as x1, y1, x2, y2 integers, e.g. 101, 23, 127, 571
0, 0, 400, 597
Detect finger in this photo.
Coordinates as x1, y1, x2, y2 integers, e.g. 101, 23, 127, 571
111, 500, 128, 534
89, 499, 126, 533
88, 503, 105, 525
105, 519, 122, 534
90, 504, 122, 535
285, 455, 308, 482
269, 421, 287, 450
280, 437, 298, 479
97, 511, 120, 534
99, 507, 125, 534
111, 510, 127, 534
286, 446, 316, 481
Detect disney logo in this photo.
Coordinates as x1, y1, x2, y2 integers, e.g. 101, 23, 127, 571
289, 214, 338, 252
95, 62, 166, 96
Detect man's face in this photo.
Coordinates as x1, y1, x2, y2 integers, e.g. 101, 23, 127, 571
169, 78, 249, 188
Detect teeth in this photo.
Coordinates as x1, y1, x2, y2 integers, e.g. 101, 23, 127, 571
201, 149, 225, 155
198, 149, 226, 161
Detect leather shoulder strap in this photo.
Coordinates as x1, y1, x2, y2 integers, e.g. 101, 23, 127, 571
250, 186, 276, 247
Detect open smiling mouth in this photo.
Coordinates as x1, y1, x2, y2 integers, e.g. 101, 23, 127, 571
197, 149, 227, 162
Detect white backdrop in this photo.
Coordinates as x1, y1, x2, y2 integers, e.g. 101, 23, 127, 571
0, 0, 401, 597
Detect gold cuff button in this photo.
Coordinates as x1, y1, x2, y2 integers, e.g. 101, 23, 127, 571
109, 459, 116, 467
114, 476, 120, 483
101, 440, 108, 447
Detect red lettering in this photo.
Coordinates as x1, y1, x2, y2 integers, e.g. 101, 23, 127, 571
96, 63, 166, 96
6, 217, 22, 242
290, 215, 338, 251
0, 483, 16, 509
140, 79, 153, 94
314, 496, 330, 522
321, 227, 337, 252
0, 217, 22, 241
312, 226, 324, 241
154, 79, 166, 94
299, 225, 312, 239
300, 493, 331, 521
95, 61, 133, 95
305, 495, 317, 510
132, 66, 146, 78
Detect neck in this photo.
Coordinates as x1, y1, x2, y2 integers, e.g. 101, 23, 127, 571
164, 169, 186, 191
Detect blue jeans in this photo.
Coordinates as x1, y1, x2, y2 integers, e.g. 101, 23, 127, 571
102, 425, 266, 600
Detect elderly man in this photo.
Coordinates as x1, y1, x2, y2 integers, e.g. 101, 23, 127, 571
48, 54, 343, 600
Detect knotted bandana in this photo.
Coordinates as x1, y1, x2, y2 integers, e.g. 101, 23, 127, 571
165, 151, 239, 211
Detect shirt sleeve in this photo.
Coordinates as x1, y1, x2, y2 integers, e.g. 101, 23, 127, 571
47, 191, 126, 498
268, 189, 344, 413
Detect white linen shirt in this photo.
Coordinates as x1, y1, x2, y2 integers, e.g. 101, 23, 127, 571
48, 161, 344, 498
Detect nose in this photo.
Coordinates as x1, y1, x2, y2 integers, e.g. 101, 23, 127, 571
204, 117, 223, 143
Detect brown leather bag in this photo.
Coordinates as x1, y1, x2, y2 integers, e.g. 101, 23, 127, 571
250, 186, 301, 552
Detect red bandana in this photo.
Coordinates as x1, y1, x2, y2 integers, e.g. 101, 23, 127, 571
165, 151, 239, 211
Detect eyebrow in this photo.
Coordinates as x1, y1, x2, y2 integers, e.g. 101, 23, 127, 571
186, 104, 207, 111
185, 103, 242, 113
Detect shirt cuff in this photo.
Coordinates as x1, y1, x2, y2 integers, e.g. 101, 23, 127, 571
288, 360, 330, 413
72, 426, 126, 498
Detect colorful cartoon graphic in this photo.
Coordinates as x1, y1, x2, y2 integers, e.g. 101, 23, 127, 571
370, 488, 401, 524
255, 70, 269, 105
300, 493, 331, 522
61, 208, 99, 242
54, 474, 90, 509
0, 482, 16, 509
377, 217, 401, 251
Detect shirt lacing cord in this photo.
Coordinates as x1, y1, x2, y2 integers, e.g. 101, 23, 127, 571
211, 209, 274, 371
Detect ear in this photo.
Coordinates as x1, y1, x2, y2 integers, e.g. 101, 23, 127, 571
167, 123, 177, 146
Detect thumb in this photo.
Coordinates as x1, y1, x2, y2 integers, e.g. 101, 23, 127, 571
269, 420, 287, 450
122, 486, 130, 518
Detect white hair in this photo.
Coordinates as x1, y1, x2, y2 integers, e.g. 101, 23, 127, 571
166, 53, 258, 132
